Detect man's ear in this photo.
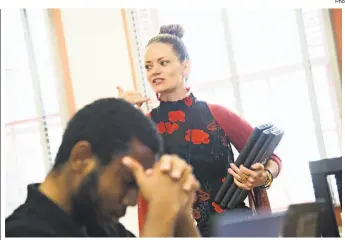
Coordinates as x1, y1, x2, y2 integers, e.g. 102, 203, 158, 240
69, 141, 97, 174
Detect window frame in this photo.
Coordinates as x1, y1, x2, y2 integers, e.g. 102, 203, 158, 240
125, 8, 342, 209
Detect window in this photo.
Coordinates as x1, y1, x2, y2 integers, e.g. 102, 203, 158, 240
4, 10, 38, 123
4, 9, 64, 216
157, 9, 231, 85
227, 9, 303, 75
128, 9, 341, 210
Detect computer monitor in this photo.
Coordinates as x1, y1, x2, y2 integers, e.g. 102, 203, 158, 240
211, 209, 285, 237
211, 201, 325, 237
282, 201, 325, 237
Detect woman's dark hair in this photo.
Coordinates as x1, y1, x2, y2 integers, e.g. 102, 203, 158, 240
147, 24, 189, 62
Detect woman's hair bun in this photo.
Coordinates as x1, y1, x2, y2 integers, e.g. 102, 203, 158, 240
159, 24, 184, 39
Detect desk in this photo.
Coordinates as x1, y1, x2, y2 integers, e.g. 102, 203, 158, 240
309, 157, 342, 237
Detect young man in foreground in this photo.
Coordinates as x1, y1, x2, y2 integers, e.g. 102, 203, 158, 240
6, 98, 200, 237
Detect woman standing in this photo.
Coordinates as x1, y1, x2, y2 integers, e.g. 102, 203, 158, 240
119, 24, 282, 237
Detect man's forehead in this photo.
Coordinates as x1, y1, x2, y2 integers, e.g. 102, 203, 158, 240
130, 140, 158, 170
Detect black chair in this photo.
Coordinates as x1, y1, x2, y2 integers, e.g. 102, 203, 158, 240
309, 157, 342, 237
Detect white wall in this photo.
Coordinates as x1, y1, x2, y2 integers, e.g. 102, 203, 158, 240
60, 8, 135, 110
60, 8, 139, 235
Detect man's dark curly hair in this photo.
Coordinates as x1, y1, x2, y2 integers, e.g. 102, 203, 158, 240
52, 98, 162, 169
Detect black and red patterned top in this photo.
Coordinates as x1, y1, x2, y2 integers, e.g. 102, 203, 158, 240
138, 93, 282, 236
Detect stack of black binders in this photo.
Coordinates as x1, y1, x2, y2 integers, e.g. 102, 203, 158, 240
214, 123, 284, 209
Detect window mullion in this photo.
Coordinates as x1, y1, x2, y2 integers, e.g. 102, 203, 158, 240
295, 9, 327, 159
220, 9, 245, 117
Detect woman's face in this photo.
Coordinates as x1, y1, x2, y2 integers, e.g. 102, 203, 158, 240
144, 42, 188, 94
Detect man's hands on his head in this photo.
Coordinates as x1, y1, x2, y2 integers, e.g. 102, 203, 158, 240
122, 155, 199, 210
153, 156, 200, 237
156, 155, 198, 191
122, 155, 200, 237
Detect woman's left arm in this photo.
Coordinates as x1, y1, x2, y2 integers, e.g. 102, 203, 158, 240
208, 103, 282, 184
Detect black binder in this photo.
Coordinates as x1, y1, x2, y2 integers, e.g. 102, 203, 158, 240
227, 128, 284, 209
214, 122, 284, 209
214, 123, 274, 204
